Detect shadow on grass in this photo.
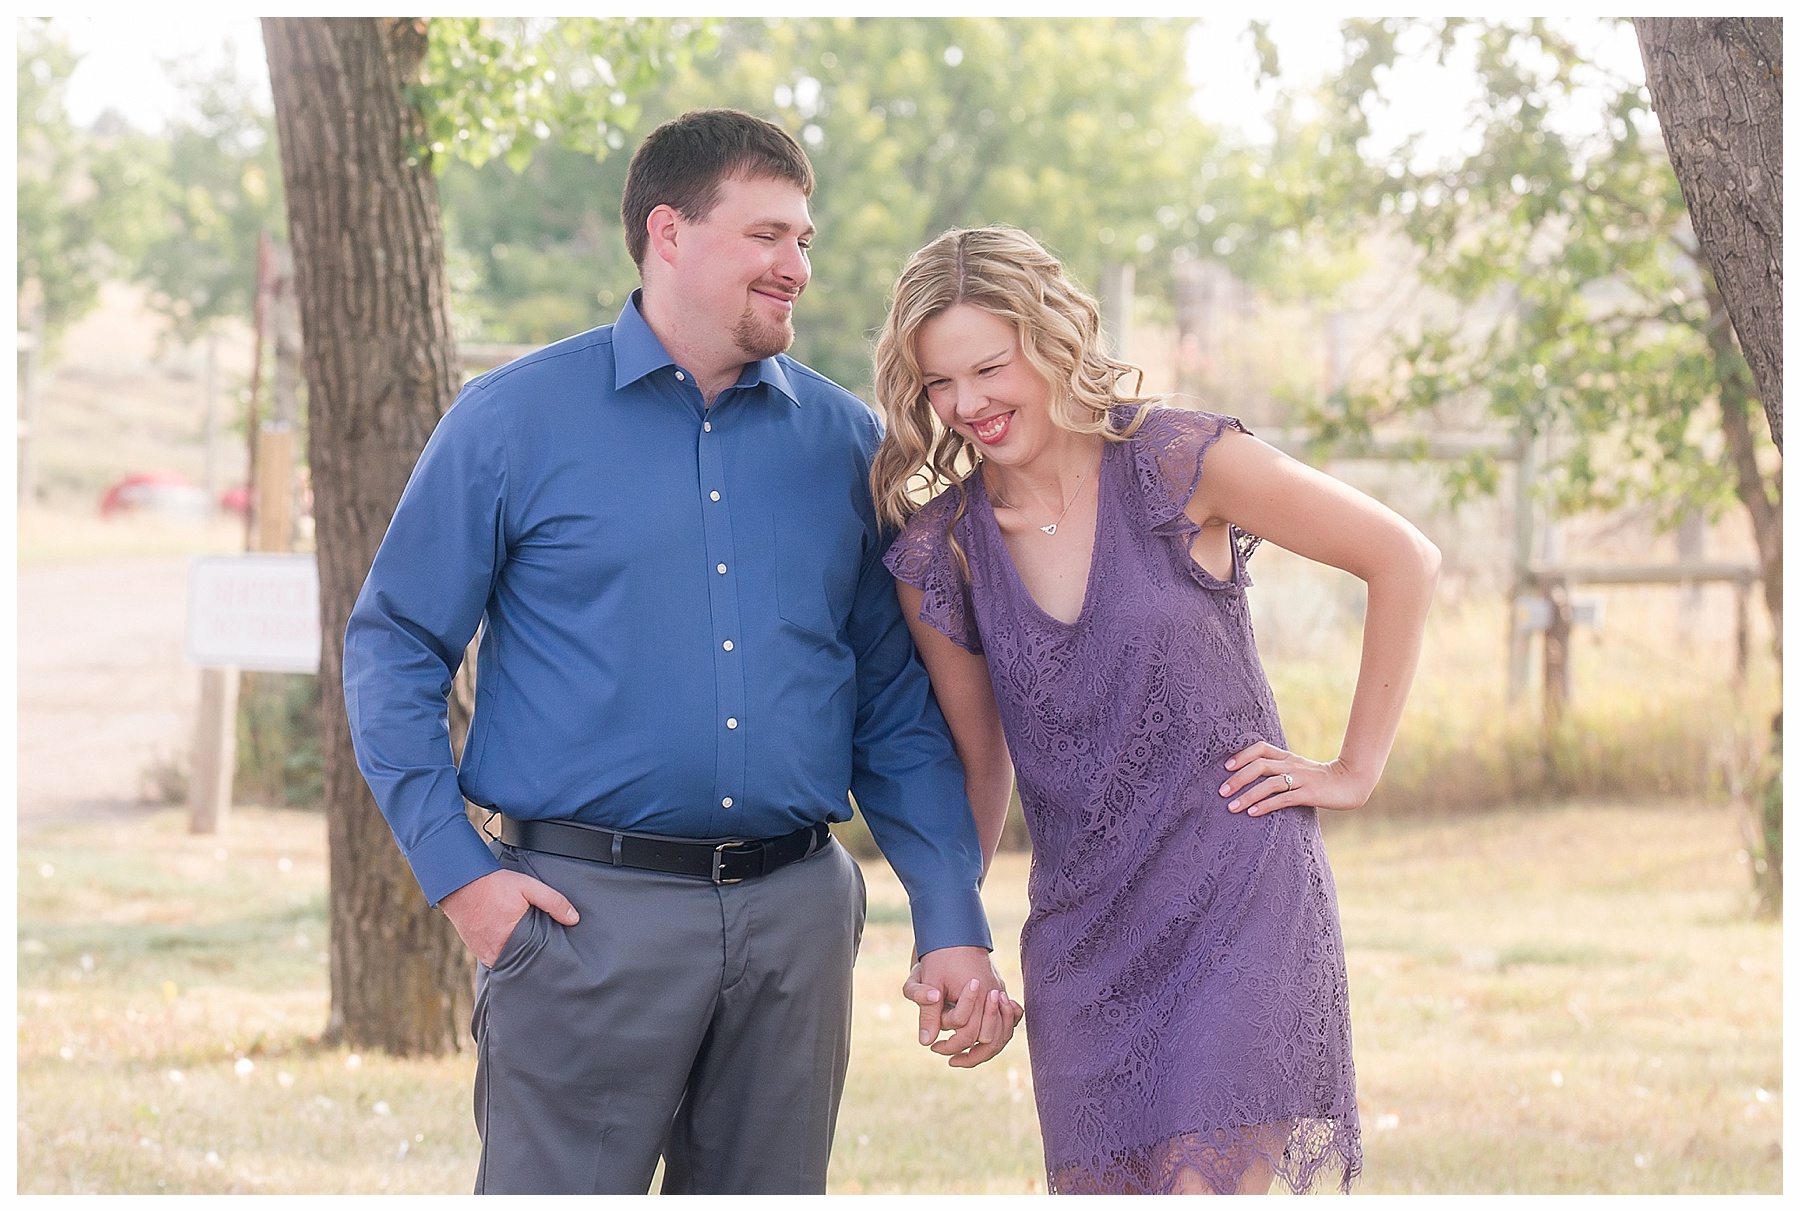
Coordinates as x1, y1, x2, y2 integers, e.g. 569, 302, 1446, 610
20, 896, 329, 992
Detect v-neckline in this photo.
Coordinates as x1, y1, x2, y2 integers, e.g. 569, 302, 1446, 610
973, 441, 1110, 630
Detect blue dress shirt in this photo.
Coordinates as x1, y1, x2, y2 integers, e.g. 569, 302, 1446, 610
342, 294, 991, 955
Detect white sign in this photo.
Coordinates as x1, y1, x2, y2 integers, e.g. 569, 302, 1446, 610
186, 554, 322, 673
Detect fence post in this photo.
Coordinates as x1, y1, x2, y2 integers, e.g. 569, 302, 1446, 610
254, 426, 296, 554
189, 665, 241, 834
1508, 429, 1537, 701
1676, 509, 1706, 645
1541, 576, 1573, 736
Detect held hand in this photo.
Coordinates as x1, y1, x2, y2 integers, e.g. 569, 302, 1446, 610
1219, 741, 1376, 817
903, 945, 1024, 1068
439, 868, 579, 967
902, 962, 1024, 1069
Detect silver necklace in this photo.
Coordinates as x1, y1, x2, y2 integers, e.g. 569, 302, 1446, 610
987, 452, 1097, 536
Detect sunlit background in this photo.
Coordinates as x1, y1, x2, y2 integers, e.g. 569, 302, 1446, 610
16, 14, 1780, 1196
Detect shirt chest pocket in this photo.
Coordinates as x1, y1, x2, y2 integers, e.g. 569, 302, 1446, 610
772, 508, 864, 642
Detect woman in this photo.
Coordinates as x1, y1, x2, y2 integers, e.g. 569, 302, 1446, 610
872, 227, 1439, 1194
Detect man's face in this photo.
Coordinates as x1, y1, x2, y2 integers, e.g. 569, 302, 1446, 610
667, 174, 814, 363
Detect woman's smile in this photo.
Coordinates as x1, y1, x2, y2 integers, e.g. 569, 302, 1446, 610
968, 411, 1014, 445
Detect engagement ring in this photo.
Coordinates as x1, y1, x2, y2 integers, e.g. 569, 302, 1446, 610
1283, 773, 1295, 790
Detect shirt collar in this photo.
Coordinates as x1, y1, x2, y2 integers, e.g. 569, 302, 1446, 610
613, 290, 802, 408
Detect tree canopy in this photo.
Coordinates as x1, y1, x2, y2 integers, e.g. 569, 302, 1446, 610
411, 16, 715, 173
1289, 18, 1776, 533
685, 17, 1210, 386
35, 14, 1779, 532
132, 48, 287, 345
16, 21, 160, 345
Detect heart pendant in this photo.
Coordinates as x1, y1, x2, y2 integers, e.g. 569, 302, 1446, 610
1040, 524, 1057, 535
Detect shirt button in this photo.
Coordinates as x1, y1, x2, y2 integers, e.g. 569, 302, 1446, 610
675, 370, 686, 381
723, 640, 734, 651
703, 421, 712, 432
722, 797, 733, 809
710, 490, 721, 501
717, 563, 727, 574
726, 717, 738, 729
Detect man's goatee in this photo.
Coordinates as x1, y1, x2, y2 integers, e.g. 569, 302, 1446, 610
733, 308, 795, 362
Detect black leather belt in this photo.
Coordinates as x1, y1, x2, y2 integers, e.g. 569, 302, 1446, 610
498, 816, 831, 885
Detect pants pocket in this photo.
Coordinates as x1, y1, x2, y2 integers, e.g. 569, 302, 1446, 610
489, 905, 547, 973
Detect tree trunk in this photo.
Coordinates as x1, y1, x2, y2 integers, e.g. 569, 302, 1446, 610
1636, 17, 1783, 451
263, 17, 473, 1056
1701, 270, 1782, 656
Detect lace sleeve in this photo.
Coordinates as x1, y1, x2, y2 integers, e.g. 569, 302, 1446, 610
881, 489, 983, 655
1126, 405, 1264, 588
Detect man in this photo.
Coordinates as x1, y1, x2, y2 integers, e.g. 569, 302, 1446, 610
342, 109, 1018, 1195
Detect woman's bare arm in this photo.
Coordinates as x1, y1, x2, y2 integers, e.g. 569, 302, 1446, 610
1187, 428, 1441, 815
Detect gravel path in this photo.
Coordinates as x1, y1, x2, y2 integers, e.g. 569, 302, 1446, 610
17, 557, 201, 833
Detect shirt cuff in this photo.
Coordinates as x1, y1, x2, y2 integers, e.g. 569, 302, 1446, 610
408, 816, 505, 907
909, 884, 994, 956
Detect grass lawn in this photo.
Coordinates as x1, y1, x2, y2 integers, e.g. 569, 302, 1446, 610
16, 799, 1781, 1194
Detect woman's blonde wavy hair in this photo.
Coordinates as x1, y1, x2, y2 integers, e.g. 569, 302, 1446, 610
870, 226, 1154, 576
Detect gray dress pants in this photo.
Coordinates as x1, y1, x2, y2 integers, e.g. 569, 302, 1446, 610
471, 835, 866, 1194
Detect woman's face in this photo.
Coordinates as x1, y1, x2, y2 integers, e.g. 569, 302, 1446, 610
914, 304, 1057, 469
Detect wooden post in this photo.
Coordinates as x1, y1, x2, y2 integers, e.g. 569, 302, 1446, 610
1508, 429, 1538, 701
189, 665, 241, 833
191, 251, 294, 836
252, 241, 303, 554
255, 425, 296, 553
1676, 509, 1705, 646
244, 233, 275, 550
1542, 578, 1573, 735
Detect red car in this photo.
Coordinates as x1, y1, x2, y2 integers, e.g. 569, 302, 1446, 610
99, 471, 210, 518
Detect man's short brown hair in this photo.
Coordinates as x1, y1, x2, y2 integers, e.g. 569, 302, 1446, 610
621, 109, 815, 268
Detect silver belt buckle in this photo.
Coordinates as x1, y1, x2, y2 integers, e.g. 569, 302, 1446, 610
711, 839, 761, 884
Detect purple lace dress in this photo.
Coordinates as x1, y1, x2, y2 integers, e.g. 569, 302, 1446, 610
885, 406, 1360, 1194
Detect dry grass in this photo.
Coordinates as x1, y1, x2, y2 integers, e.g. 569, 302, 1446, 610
16, 799, 1779, 1194
1324, 803, 1782, 1194
1253, 548, 1780, 817
15, 809, 474, 1195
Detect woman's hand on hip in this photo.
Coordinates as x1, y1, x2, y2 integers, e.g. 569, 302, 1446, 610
1218, 741, 1376, 817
